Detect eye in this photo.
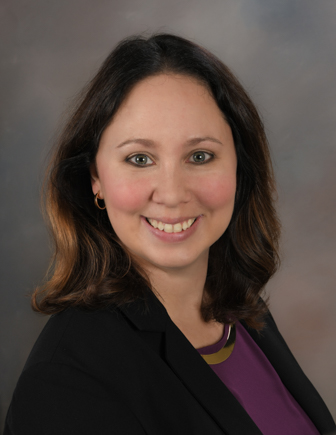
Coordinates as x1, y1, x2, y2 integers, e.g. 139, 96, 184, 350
189, 151, 213, 164
127, 154, 154, 166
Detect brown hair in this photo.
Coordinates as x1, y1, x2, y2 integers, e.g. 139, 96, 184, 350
33, 33, 280, 329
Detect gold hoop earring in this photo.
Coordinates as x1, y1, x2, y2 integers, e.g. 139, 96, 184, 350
94, 191, 106, 210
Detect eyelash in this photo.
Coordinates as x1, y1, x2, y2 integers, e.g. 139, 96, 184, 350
126, 151, 214, 167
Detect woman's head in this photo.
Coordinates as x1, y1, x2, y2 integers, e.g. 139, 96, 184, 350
91, 73, 237, 274
34, 33, 280, 328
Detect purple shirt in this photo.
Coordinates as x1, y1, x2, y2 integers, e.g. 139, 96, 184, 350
197, 322, 320, 435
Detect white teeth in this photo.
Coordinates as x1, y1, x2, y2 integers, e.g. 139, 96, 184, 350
165, 224, 173, 233
151, 219, 158, 229
158, 221, 164, 231
147, 218, 196, 233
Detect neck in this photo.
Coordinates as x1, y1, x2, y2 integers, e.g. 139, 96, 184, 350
145, 254, 208, 322
138, 252, 224, 349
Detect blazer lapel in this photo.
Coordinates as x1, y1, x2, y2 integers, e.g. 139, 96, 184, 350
164, 318, 262, 434
120, 292, 262, 435
243, 313, 336, 434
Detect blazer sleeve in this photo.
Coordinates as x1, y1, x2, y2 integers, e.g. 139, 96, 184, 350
4, 362, 147, 435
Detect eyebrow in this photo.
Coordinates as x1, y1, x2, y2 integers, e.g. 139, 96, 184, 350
116, 136, 223, 149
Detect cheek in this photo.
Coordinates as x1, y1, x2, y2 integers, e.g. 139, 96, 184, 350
102, 175, 151, 214
197, 174, 236, 209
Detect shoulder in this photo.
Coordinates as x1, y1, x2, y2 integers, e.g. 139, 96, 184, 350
5, 307, 148, 434
23, 305, 131, 370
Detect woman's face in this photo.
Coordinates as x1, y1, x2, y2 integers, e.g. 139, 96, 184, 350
91, 74, 237, 273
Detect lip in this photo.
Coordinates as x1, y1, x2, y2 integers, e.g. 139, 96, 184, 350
141, 215, 202, 243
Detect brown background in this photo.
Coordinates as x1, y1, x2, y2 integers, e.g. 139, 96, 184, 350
1, 0, 335, 429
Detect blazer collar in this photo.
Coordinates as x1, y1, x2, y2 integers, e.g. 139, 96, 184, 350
119, 291, 262, 435
117, 290, 168, 332
119, 293, 335, 434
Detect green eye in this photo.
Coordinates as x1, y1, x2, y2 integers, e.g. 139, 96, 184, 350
135, 155, 148, 165
128, 154, 154, 166
191, 151, 213, 164
193, 152, 206, 162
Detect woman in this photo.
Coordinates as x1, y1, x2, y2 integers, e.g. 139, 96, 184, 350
4, 34, 335, 434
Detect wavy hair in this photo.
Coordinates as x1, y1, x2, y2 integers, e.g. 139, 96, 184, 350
33, 33, 280, 329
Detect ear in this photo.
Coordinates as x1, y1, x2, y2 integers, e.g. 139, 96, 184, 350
89, 162, 103, 197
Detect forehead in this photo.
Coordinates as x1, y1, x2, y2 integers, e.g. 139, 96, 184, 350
117, 74, 214, 114
101, 74, 229, 144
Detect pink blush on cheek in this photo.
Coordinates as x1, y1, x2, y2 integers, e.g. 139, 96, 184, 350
196, 176, 236, 208
103, 177, 151, 212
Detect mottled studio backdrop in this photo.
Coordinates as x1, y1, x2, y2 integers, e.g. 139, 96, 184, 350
1, 0, 335, 429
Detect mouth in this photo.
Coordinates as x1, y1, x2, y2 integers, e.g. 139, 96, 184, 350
145, 217, 198, 233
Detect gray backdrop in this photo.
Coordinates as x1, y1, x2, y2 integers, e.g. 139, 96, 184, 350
1, 0, 335, 429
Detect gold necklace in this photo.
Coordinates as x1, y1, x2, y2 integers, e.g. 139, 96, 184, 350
200, 323, 236, 365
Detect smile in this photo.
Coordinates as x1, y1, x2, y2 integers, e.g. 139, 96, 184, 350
146, 218, 197, 233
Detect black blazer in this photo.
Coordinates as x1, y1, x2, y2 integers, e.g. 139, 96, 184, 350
4, 292, 335, 434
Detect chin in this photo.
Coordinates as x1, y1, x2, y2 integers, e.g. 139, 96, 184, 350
134, 249, 208, 272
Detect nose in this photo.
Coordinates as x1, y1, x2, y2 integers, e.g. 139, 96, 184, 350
151, 164, 191, 207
